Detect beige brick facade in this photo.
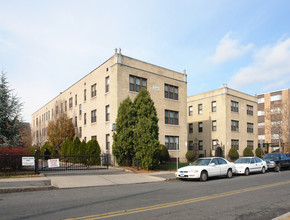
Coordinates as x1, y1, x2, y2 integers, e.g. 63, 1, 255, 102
32, 49, 187, 159
187, 85, 258, 159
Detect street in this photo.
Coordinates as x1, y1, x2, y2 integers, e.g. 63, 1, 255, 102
1, 170, 290, 220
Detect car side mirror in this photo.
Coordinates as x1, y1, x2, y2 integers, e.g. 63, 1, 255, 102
209, 163, 215, 166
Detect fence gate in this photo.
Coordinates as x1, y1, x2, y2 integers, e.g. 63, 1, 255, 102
35, 152, 109, 174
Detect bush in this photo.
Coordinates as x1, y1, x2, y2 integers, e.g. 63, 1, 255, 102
159, 144, 170, 163
28, 146, 40, 155
61, 138, 73, 156
228, 148, 239, 161
186, 151, 195, 162
86, 139, 101, 165
243, 147, 254, 157
255, 147, 264, 158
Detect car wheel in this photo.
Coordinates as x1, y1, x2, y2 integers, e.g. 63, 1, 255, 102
274, 164, 280, 172
200, 171, 208, 182
226, 169, 233, 178
244, 168, 250, 176
261, 166, 266, 174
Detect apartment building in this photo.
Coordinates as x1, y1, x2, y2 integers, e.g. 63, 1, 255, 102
32, 49, 188, 159
257, 89, 290, 153
187, 85, 258, 159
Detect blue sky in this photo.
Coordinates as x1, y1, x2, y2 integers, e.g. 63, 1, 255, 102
1, 0, 290, 122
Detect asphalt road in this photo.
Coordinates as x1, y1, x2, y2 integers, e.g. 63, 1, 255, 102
1, 170, 290, 220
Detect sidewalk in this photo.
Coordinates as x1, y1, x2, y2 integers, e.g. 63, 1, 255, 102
0, 168, 176, 193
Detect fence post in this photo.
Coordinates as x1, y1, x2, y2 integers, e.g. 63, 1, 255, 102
106, 154, 109, 169
34, 150, 39, 174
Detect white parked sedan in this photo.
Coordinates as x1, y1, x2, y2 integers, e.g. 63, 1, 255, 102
175, 157, 236, 181
234, 157, 267, 175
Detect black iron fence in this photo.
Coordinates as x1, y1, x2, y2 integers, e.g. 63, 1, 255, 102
0, 151, 109, 176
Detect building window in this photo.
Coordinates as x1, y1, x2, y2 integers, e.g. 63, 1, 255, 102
105, 76, 110, 93
198, 140, 203, 151
247, 105, 253, 116
61, 103, 63, 113
165, 136, 179, 150
231, 120, 239, 132
106, 105, 110, 122
257, 97, 264, 104
231, 101, 239, 112
75, 95, 77, 106
258, 135, 265, 140
65, 101, 67, 112
258, 122, 265, 128
188, 106, 193, 116
198, 122, 203, 132
198, 104, 202, 114
56, 105, 59, 115
91, 110, 97, 123
165, 110, 179, 125
212, 140, 218, 150
270, 94, 282, 102
212, 120, 217, 131
188, 123, 193, 133
212, 101, 216, 112
247, 140, 254, 150
75, 116, 77, 127
91, 136, 97, 140
84, 137, 87, 142
258, 111, 265, 116
231, 139, 239, 150
84, 113, 87, 125
247, 123, 253, 133
188, 141, 194, 151
91, 84, 97, 97
69, 98, 73, 108
79, 127, 82, 138
79, 104, 82, 116
106, 134, 110, 151
129, 75, 147, 92
84, 89, 87, 101
164, 84, 178, 100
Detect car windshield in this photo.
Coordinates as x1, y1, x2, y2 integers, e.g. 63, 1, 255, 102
234, 158, 251, 164
264, 154, 279, 160
191, 159, 211, 166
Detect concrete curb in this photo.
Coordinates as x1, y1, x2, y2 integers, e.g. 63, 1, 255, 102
0, 186, 55, 194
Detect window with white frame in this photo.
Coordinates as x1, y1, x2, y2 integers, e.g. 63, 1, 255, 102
198, 104, 202, 114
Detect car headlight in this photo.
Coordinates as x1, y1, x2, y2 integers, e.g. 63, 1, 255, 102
270, 161, 276, 165
189, 170, 199, 173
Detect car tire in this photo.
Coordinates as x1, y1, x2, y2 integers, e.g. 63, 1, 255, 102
244, 168, 250, 176
226, 169, 233, 178
274, 164, 280, 172
261, 166, 266, 174
200, 171, 208, 182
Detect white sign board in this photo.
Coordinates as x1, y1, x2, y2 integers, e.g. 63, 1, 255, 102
22, 157, 35, 166
48, 159, 60, 168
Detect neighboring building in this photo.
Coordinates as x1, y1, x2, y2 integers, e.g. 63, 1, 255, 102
257, 89, 290, 153
32, 49, 188, 159
187, 85, 258, 159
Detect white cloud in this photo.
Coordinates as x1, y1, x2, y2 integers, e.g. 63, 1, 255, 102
229, 37, 290, 91
210, 32, 253, 64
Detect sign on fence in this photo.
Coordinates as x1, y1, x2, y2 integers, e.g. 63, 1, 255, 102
48, 159, 60, 168
22, 157, 35, 166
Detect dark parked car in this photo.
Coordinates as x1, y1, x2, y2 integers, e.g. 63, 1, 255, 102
263, 153, 290, 172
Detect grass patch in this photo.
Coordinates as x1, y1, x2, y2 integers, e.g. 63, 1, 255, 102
157, 162, 189, 171
0, 171, 40, 179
